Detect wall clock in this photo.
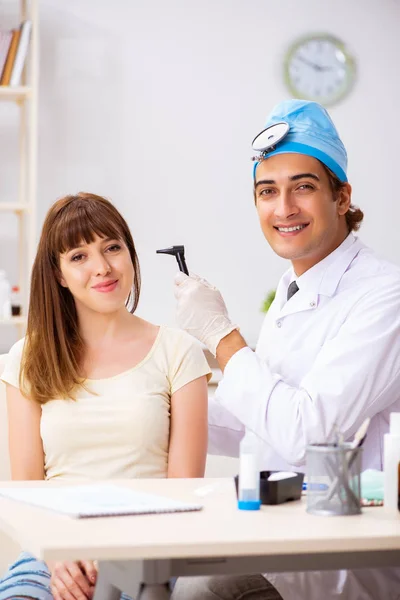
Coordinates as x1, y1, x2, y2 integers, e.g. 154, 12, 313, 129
284, 34, 356, 106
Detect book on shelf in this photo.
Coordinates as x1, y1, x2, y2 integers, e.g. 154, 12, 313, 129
0, 29, 20, 85
0, 20, 32, 87
0, 30, 12, 80
9, 21, 32, 86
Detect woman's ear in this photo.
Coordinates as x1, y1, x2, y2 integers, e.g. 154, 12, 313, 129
337, 182, 352, 216
55, 267, 68, 288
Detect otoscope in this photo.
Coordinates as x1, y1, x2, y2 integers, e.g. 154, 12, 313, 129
156, 245, 189, 275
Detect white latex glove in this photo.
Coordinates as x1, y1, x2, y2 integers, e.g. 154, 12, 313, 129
174, 272, 238, 356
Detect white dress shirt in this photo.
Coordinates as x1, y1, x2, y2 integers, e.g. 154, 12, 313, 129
208, 233, 400, 600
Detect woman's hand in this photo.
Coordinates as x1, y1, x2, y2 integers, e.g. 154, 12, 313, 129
47, 560, 97, 600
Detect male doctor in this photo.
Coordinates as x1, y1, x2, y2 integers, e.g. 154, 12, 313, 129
172, 99, 400, 600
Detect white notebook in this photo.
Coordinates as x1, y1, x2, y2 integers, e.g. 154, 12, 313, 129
0, 484, 203, 519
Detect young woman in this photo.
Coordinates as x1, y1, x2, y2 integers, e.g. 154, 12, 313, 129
0, 193, 210, 600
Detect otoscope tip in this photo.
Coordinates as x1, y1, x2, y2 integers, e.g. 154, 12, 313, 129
156, 245, 185, 256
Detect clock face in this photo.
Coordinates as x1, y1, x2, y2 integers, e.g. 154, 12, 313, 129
284, 34, 356, 106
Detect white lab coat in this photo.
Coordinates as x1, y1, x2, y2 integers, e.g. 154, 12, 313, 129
209, 233, 400, 600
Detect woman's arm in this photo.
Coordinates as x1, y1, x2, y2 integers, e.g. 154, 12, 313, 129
6, 385, 97, 596
167, 375, 208, 478
6, 383, 45, 480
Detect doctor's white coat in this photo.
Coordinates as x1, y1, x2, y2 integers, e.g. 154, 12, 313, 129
209, 233, 400, 600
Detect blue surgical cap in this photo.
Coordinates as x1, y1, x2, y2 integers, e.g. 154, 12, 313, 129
253, 99, 348, 182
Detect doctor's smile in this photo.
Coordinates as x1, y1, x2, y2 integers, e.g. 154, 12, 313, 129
273, 223, 309, 236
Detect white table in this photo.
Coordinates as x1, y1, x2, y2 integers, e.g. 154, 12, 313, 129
0, 478, 399, 599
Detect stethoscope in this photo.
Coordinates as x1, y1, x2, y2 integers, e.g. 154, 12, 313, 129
251, 121, 289, 161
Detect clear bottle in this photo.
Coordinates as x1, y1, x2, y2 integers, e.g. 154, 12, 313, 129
384, 413, 400, 511
0, 270, 11, 320
11, 285, 21, 316
238, 429, 261, 511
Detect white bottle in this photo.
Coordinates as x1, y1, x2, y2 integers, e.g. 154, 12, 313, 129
384, 413, 400, 511
238, 429, 261, 510
0, 270, 11, 320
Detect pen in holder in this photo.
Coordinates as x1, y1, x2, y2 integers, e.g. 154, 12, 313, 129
306, 443, 362, 516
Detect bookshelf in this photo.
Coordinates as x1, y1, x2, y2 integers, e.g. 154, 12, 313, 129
0, 85, 31, 101
0, 0, 38, 338
0, 316, 27, 326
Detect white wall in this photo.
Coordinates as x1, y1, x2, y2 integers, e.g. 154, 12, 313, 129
1, 0, 400, 352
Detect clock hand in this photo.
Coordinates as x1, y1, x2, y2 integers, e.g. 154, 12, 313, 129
297, 56, 320, 70
297, 56, 332, 72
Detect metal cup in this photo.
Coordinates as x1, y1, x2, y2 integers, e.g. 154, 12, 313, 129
306, 443, 362, 516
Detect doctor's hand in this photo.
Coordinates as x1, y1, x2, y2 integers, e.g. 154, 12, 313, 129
174, 272, 238, 356
47, 560, 97, 600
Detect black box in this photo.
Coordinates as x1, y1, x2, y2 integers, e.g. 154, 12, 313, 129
234, 471, 304, 505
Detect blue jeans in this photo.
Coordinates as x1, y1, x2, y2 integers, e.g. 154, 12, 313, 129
0, 551, 132, 600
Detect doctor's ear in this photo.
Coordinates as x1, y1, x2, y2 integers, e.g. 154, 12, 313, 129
336, 182, 352, 216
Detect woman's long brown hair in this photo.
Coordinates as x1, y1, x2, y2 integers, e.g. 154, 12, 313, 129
20, 193, 141, 404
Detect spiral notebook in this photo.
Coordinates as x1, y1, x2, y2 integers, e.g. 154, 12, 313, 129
0, 484, 203, 519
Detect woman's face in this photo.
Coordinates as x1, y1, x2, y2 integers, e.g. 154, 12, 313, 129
59, 234, 134, 316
